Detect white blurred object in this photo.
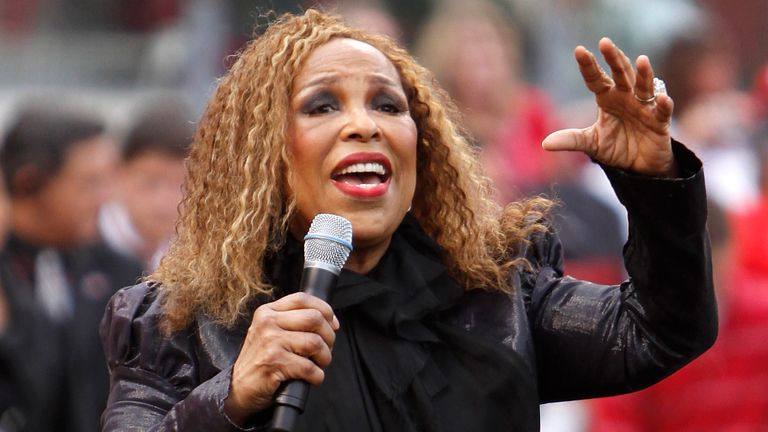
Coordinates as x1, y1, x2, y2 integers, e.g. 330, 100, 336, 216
699, 145, 759, 211
540, 400, 588, 432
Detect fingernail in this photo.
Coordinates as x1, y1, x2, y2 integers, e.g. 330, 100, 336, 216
332, 315, 340, 330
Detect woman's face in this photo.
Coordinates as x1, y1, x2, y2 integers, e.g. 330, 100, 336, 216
451, 19, 514, 105
287, 38, 417, 269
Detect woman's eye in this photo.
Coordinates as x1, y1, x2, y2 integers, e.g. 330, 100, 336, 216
308, 103, 336, 115
373, 95, 406, 114
378, 103, 401, 113
301, 93, 338, 115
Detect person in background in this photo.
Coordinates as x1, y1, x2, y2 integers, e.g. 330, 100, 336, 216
508, 0, 704, 106
0, 165, 68, 432
98, 97, 192, 271
417, 0, 626, 284
416, 0, 560, 202
661, 31, 759, 210
0, 168, 22, 428
732, 133, 768, 273
416, 5, 621, 430
336, 0, 403, 43
0, 169, 8, 248
0, 102, 143, 432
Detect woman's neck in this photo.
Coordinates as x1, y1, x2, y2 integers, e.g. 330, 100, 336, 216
343, 237, 392, 274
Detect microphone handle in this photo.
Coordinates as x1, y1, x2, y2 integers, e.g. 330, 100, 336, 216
270, 266, 337, 432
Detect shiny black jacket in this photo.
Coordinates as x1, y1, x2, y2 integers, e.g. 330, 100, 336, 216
100, 142, 716, 431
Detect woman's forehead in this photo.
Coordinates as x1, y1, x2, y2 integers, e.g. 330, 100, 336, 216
294, 38, 400, 87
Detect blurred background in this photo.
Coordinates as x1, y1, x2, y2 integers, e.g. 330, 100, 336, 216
1, 0, 768, 431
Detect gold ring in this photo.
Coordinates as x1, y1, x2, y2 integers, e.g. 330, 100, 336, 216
634, 93, 656, 104
634, 78, 667, 104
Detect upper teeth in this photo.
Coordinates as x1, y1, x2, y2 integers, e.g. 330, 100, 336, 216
337, 162, 386, 176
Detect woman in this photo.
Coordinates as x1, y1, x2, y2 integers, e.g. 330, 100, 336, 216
101, 9, 716, 431
415, 0, 561, 201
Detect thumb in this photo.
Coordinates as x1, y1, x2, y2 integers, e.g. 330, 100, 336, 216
541, 128, 591, 153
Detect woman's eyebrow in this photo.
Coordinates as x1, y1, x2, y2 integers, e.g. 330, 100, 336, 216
298, 75, 338, 92
369, 75, 400, 88
298, 72, 400, 92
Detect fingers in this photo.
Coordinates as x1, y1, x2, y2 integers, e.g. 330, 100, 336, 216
634, 55, 655, 101
245, 309, 333, 385
256, 344, 327, 386
634, 54, 674, 123
579, 38, 664, 102
542, 128, 592, 154
555, 37, 675, 174
227, 293, 340, 414
575, 45, 612, 95
599, 37, 635, 92
260, 329, 333, 374
279, 353, 326, 386
251, 292, 338, 364
263, 309, 337, 359
654, 93, 674, 124
270, 292, 338, 330
576, 37, 639, 96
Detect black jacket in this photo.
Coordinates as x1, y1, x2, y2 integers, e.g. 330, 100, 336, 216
100, 142, 716, 431
0, 239, 143, 432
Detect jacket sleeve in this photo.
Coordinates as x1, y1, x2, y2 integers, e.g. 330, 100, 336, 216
100, 283, 267, 431
525, 140, 717, 402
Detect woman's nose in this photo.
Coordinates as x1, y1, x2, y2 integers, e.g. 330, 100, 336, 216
341, 108, 380, 142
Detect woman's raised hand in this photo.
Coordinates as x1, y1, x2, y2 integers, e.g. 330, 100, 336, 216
543, 37, 678, 177
224, 292, 339, 424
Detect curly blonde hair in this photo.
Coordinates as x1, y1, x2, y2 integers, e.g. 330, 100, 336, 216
154, 9, 552, 333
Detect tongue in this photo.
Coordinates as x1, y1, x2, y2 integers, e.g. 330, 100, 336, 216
336, 173, 382, 186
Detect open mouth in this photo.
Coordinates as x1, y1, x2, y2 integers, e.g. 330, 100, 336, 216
332, 162, 389, 188
331, 153, 393, 198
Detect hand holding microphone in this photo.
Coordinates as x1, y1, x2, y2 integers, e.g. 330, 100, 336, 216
224, 214, 352, 430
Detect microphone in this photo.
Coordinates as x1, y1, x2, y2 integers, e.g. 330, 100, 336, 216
270, 213, 353, 432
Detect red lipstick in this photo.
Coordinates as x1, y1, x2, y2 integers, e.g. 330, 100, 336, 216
331, 152, 392, 198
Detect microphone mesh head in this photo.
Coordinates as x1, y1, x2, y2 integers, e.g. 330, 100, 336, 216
304, 214, 353, 272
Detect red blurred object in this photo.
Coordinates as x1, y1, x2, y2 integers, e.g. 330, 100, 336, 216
119, 0, 182, 31
590, 268, 768, 432
751, 64, 768, 119
733, 197, 768, 276
1, 0, 36, 35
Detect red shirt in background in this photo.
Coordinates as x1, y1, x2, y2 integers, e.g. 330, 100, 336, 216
590, 267, 768, 432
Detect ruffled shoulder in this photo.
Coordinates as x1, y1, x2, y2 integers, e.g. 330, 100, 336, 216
514, 226, 566, 311
100, 282, 199, 396
520, 226, 564, 276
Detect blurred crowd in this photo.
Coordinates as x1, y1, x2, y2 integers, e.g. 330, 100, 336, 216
1, 0, 767, 431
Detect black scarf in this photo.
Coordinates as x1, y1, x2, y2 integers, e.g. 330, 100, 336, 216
275, 215, 539, 431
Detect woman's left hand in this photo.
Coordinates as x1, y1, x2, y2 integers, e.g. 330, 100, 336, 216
543, 37, 678, 177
